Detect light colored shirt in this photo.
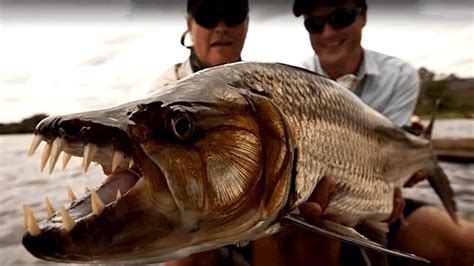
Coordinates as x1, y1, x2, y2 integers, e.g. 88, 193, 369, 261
299, 49, 420, 126
149, 58, 193, 95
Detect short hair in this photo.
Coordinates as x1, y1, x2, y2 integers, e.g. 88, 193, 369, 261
293, 0, 367, 17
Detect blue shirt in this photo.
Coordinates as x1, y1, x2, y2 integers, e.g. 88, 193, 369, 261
299, 49, 420, 126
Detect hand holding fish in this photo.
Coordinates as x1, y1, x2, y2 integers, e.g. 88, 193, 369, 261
253, 177, 408, 266
404, 169, 428, 188
384, 188, 405, 224
299, 176, 338, 224
252, 176, 341, 266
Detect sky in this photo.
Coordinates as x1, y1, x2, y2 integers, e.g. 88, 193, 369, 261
0, 1, 473, 123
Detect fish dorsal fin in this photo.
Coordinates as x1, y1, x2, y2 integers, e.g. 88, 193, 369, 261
424, 99, 442, 140
283, 214, 430, 264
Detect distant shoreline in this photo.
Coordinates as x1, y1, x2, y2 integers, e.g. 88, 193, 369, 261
0, 114, 48, 135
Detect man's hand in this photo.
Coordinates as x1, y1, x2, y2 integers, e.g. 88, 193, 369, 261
385, 187, 405, 224
252, 176, 341, 266
299, 176, 338, 223
405, 169, 428, 187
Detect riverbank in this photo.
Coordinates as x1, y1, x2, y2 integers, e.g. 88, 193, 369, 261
0, 114, 48, 135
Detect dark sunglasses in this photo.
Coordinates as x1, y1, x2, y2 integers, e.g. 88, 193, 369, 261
304, 7, 362, 34
193, 9, 248, 28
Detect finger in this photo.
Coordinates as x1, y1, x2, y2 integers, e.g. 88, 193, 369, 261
385, 198, 403, 224
385, 188, 406, 224
395, 198, 405, 220
394, 187, 402, 199
308, 176, 337, 211
404, 170, 423, 187
299, 202, 323, 225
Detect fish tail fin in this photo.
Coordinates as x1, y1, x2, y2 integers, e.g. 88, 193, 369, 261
421, 99, 458, 223
425, 159, 458, 224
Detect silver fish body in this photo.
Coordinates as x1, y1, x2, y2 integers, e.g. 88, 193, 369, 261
230, 63, 433, 226
22, 62, 454, 263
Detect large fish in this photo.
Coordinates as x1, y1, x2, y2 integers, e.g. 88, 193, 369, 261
22, 62, 456, 263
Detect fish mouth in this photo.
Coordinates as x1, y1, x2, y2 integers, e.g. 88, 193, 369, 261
22, 113, 177, 262
21, 77, 296, 262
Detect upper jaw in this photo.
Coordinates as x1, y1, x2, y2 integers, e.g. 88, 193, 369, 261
22, 112, 178, 261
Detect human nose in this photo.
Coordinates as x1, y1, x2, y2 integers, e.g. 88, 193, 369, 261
320, 23, 337, 37
214, 21, 228, 32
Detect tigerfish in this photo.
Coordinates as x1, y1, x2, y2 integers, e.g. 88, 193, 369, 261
22, 62, 456, 263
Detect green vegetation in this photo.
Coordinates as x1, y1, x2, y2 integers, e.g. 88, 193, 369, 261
414, 68, 474, 118
0, 114, 48, 135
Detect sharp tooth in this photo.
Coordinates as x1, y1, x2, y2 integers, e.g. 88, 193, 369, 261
116, 189, 122, 201
40, 143, 52, 173
22, 205, 41, 236
48, 138, 63, 175
82, 143, 98, 173
129, 158, 135, 168
27, 135, 43, 157
45, 197, 55, 219
60, 206, 75, 232
67, 186, 77, 202
90, 191, 105, 215
112, 151, 124, 172
62, 153, 72, 171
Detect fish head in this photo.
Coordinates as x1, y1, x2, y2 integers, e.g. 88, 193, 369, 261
23, 73, 295, 262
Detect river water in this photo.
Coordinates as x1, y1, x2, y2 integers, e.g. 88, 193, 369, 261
0, 119, 472, 264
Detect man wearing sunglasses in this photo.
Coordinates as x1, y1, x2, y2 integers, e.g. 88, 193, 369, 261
295, 0, 419, 127
294, 0, 474, 265
151, 0, 249, 90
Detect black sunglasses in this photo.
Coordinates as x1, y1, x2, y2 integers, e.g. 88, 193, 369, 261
193, 9, 248, 29
304, 7, 362, 34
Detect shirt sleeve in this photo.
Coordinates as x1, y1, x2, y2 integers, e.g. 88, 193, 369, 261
383, 64, 420, 126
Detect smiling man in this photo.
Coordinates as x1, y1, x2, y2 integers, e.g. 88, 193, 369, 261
294, 1, 474, 265
295, 0, 419, 128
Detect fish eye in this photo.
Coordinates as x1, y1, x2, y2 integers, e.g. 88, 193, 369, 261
170, 113, 194, 141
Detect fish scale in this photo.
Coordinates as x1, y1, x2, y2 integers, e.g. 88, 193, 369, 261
226, 63, 430, 226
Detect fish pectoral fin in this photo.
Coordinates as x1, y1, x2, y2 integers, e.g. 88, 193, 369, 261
282, 214, 430, 264
357, 220, 390, 266
358, 219, 389, 245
